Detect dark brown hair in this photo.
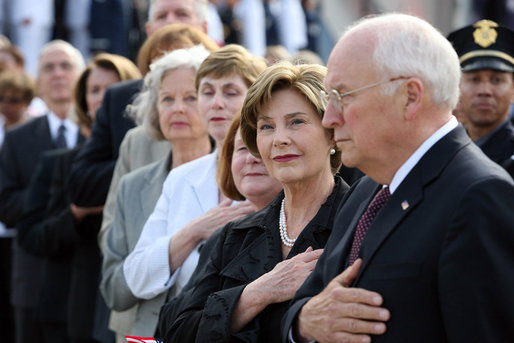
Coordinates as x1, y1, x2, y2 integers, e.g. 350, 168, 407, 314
73, 53, 141, 128
0, 70, 35, 102
240, 61, 342, 174
217, 112, 245, 201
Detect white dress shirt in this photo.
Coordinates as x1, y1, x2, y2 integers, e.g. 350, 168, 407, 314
389, 116, 458, 193
46, 111, 79, 148
124, 152, 222, 299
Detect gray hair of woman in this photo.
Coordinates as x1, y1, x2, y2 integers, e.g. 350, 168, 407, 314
128, 44, 211, 140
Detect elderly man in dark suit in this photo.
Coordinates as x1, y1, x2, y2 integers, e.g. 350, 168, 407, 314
282, 13, 514, 343
447, 19, 514, 178
0, 40, 84, 343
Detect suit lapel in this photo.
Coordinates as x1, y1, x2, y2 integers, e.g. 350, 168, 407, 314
140, 173, 158, 219
352, 125, 472, 284
37, 115, 54, 149
189, 152, 218, 212
77, 131, 85, 144
140, 155, 170, 216
326, 179, 380, 276
355, 174, 423, 283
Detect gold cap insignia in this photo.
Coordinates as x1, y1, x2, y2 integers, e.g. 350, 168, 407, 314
473, 19, 498, 48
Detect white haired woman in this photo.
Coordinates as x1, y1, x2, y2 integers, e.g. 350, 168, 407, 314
100, 45, 213, 338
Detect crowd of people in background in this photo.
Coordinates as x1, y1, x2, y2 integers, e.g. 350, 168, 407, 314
0, 0, 325, 77
0, 1, 514, 343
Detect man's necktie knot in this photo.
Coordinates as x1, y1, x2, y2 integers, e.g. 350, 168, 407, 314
54, 124, 67, 149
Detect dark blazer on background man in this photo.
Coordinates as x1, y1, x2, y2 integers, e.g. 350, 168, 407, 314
17, 148, 79, 327
70, 78, 143, 207
282, 125, 514, 343
55, 148, 104, 340
479, 119, 514, 177
0, 116, 54, 228
0, 115, 83, 309
19, 146, 103, 339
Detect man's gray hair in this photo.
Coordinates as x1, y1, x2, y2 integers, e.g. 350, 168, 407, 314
344, 13, 461, 110
148, 0, 208, 24
38, 39, 86, 74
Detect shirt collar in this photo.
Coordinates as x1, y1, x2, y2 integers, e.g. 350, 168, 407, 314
0, 115, 5, 147
46, 111, 79, 147
474, 119, 509, 147
389, 116, 458, 193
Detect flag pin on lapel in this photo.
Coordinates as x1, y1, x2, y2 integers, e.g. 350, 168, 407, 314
401, 200, 409, 210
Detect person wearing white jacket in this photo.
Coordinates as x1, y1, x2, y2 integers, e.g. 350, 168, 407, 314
123, 45, 266, 300
8, 0, 54, 77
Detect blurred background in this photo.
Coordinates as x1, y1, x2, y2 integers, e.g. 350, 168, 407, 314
0, 0, 512, 75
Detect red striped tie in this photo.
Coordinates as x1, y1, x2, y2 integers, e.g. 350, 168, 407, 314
348, 186, 390, 266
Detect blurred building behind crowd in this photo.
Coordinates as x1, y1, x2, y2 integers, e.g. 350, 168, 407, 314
1, 0, 514, 71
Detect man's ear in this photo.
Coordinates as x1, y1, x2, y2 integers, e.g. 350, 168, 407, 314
404, 78, 423, 121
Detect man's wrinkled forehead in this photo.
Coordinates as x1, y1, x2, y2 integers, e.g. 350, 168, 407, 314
38, 48, 75, 72
152, 0, 196, 18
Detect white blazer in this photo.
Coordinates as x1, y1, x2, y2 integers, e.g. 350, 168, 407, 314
123, 152, 219, 299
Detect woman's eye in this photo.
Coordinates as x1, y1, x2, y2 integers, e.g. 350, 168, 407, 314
259, 124, 273, 130
161, 96, 173, 103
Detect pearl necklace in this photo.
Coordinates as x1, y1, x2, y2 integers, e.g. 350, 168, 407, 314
279, 198, 297, 247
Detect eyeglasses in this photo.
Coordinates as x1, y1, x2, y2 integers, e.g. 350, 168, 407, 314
320, 76, 410, 112
0, 95, 24, 104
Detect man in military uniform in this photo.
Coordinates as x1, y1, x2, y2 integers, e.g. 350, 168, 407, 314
448, 19, 514, 177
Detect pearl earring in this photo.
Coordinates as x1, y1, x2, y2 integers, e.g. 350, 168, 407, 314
330, 148, 336, 155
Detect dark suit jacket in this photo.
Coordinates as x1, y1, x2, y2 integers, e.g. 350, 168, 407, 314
0, 116, 54, 227
70, 78, 142, 207
19, 146, 102, 338
48, 147, 103, 340
282, 125, 514, 343
479, 119, 514, 177
17, 148, 81, 323
0, 115, 82, 308
159, 177, 348, 343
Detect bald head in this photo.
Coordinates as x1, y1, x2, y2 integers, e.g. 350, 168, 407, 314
322, 14, 461, 184
37, 40, 84, 118
334, 13, 461, 110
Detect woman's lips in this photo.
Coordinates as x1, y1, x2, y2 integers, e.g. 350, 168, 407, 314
171, 121, 189, 127
245, 172, 265, 177
273, 154, 299, 162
